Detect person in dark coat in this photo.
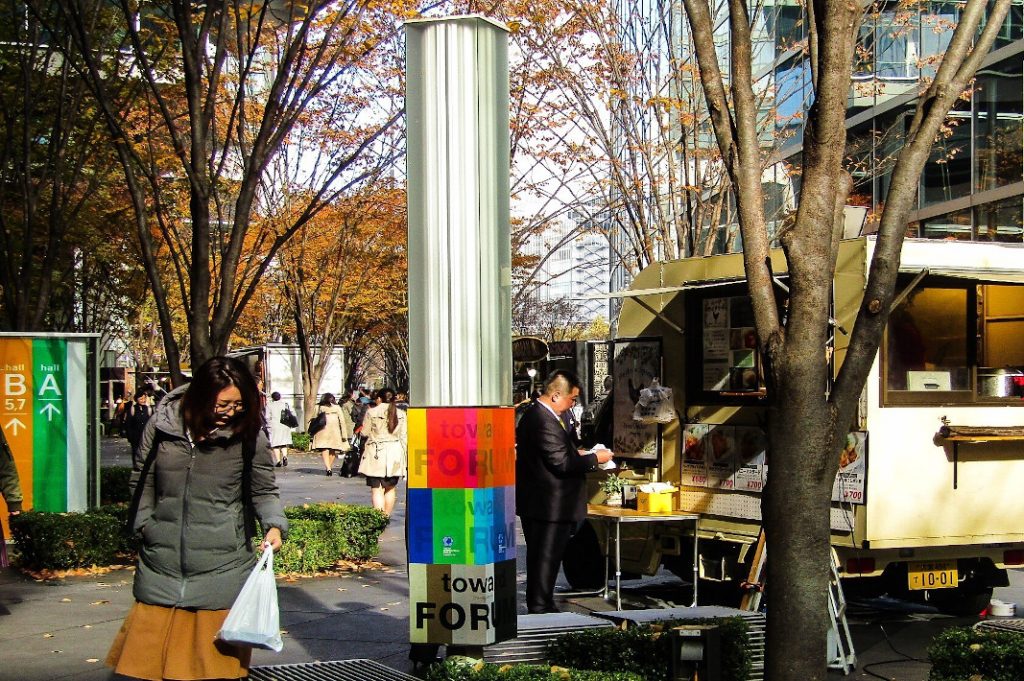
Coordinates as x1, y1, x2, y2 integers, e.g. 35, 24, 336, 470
106, 356, 287, 681
124, 388, 154, 457
515, 370, 613, 614
0, 428, 23, 567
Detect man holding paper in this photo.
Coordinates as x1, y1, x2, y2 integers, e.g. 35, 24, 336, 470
516, 370, 614, 614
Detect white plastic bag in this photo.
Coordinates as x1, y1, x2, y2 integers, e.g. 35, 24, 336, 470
632, 378, 678, 424
217, 546, 283, 652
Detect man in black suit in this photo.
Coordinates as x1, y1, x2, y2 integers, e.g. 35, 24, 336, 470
516, 370, 614, 614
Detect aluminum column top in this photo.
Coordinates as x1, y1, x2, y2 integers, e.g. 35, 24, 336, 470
405, 16, 512, 408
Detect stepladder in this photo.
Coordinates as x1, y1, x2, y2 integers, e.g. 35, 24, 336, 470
740, 529, 856, 675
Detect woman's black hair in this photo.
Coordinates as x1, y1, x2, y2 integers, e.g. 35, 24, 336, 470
319, 393, 336, 406
180, 356, 264, 440
377, 387, 399, 434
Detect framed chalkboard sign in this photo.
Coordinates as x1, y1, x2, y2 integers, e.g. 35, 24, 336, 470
611, 337, 662, 461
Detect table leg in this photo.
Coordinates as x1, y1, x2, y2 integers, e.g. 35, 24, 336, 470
602, 519, 611, 600
615, 520, 622, 611
691, 518, 699, 607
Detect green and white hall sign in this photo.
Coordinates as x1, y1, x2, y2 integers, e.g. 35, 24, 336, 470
0, 334, 99, 529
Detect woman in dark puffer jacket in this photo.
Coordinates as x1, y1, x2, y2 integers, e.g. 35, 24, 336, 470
106, 356, 288, 681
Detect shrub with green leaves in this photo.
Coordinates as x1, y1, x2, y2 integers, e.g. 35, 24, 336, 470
101, 466, 133, 504
11, 501, 387, 575
273, 503, 389, 573
929, 626, 1024, 681
426, 660, 645, 681
10, 510, 123, 570
547, 617, 751, 681
291, 432, 311, 451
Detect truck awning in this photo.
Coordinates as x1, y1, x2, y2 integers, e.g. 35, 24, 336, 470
574, 279, 741, 301
899, 265, 1024, 285
896, 238, 1024, 284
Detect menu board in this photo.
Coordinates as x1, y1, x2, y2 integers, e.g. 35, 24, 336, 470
733, 427, 767, 493
679, 425, 865, 506
702, 296, 761, 392
681, 423, 709, 487
612, 338, 661, 460
681, 424, 766, 491
832, 432, 867, 505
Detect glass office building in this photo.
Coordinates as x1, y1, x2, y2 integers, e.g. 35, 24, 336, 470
617, 0, 1024, 248
769, 0, 1024, 243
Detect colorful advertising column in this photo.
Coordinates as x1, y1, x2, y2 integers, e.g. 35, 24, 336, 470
0, 334, 97, 537
405, 17, 515, 647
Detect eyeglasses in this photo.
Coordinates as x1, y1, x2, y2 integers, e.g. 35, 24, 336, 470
214, 401, 246, 414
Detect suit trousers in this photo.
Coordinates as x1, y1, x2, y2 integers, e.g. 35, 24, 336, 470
520, 517, 576, 614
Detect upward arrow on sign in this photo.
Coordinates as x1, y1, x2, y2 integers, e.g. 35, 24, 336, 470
40, 403, 61, 421
4, 418, 25, 435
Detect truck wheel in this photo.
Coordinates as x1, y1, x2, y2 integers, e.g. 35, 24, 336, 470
562, 521, 606, 590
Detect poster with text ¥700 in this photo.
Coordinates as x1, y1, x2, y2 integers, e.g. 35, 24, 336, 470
611, 338, 661, 460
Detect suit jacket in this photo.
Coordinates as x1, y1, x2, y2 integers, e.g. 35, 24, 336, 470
516, 400, 598, 523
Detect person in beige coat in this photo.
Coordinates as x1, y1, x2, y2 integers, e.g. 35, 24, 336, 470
357, 388, 407, 516
311, 393, 353, 476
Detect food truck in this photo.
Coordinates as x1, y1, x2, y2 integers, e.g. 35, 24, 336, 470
567, 236, 1024, 613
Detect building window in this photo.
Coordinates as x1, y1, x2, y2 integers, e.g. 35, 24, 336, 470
920, 207, 972, 240
922, 99, 972, 206
974, 58, 1024, 192
976, 196, 1024, 242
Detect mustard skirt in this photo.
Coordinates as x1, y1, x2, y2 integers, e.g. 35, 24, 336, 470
106, 601, 251, 680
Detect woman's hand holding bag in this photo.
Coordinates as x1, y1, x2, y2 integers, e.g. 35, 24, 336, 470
217, 545, 283, 652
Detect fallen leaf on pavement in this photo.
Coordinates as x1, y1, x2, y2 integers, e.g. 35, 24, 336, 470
43, 633, 54, 638
91, 600, 109, 605
85, 659, 99, 663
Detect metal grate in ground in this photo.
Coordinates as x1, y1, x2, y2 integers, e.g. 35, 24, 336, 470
592, 606, 766, 681
249, 659, 419, 681
975, 617, 1024, 634
482, 613, 616, 666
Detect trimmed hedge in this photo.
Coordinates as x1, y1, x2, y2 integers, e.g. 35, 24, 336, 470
547, 617, 751, 681
10, 502, 388, 575
291, 432, 311, 451
275, 503, 389, 573
10, 506, 127, 570
426, 660, 645, 681
929, 626, 1024, 681
101, 466, 133, 504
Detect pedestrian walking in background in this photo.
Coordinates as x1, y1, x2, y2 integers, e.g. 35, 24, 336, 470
265, 391, 295, 467
358, 387, 407, 516
106, 356, 287, 681
124, 389, 154, 457
311, 393, 353, 476
1, 427, 23, 567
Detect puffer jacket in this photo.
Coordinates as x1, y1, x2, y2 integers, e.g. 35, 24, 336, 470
0, 429, 23, 512
129, 385, 288, 610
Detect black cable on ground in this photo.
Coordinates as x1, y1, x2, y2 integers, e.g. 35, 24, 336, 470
859, 623, 928, 681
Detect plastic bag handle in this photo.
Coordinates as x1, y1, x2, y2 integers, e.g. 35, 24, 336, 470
256, 544, 274, 572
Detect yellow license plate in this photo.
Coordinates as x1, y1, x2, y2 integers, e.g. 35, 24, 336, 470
908, 560, 958, 590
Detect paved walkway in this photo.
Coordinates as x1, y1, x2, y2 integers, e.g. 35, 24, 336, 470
3, 438, 1024, 681
0, 440, 441, 681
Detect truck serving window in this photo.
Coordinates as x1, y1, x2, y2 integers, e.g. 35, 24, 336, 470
883, 282, 1024, 404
